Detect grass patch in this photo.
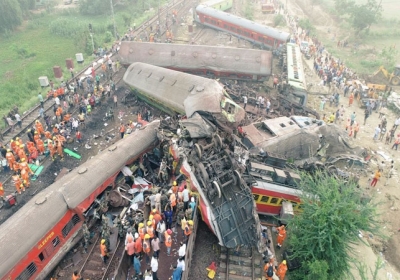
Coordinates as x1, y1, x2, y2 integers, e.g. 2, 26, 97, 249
0, 5, 157, 128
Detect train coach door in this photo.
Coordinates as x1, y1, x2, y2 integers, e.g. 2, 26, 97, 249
217, 20, 222, 27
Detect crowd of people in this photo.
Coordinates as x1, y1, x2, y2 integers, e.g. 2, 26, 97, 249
74, 180, 197, 280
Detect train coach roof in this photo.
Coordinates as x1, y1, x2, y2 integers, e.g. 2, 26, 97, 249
0, 186, 68, 277
196, 5, 290, 42
60, 121, 160, 210
123, 62, 244, 121
118, 42, 272, 76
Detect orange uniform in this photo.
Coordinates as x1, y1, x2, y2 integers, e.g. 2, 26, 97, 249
134, 237, 143, 253
45, 131, 52, 140
10, 141, 17, 153
17, 148, 27, 161
6, 151, 15, 169
20, 168, 30, 188
36, 139, 45, 154
100, 243, 108, 257
164, 232, 172, 248
143, 239, 150, 254
12, 162, 20, 173
0, 183, 4, 198
12, 174, 24, 194
33, 133, 40, 144
146, 226, 154, 238
48, 141, 56, 159
20, 161, 33, 174
56, 135, 66, 159
26, 141, 35, 151
35, 121, 44, 135
138, 227, 145, 240
276, 261, 288, 280
276, 225, 287, 248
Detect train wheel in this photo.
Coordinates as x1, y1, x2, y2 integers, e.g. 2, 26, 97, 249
234, 170, 242, 187
212, 181, 222, 199
194, 143, 202, 158
214, 134, 223, 148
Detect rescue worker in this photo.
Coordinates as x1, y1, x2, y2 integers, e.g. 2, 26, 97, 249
0, 182, 4, 200
276, 260, 288, 280
35, 120, 44, 136
6, 149, 15, 170
44, 130, 52, 140
169, 189, 177, 213
36, 138, 45, 154
47, 140, 56, 160
134, 232, 143, 259
27, 146, 38, 163
276, 225, 287, 248
33, 132, 40, 144
12, 172, 24, 194
12, 160, 20, 173
143, 234, 151, 265
138, 222, 145, 240
72, 271, 82, 280
119, 123, 126, 139
15, 137, 23, 146
82, 223, 91, 253
17, 145, 27, 161
26, 141, 35, 151
264, 261, 276, 280
164, 228, 173, 256
100, 239, 108, 264
19, 158, 33, 174
125, 235, 135, 267
10, 140, 17, 153
147, 220, 155, 239
55, 135, 66, 161
184, 220, 193, 243
20, 166, 30, 188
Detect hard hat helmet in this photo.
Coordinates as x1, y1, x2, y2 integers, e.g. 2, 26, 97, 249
139, 223, 144, 228
147, 221, 152, 226
152, 209, 156, 213
144, 234, 150, 239
167, 229, 172, 235
21, 158, 25, 162
47, 140, 52, 144
188, 220, 194, 226
16, 137, 20, 140
149, 215, 154, 220
53, 136, 56, 140
7, 149, 11, 152
35, 120, 39, 123
20, 144, 24, 147
173, 181, 177, 186
10, 140, 14, 142
283, 260, 287, 265
35, 131, 38, 134
101, 239, 106, 244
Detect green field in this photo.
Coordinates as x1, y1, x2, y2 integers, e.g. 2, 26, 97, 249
0, 3, 158, 128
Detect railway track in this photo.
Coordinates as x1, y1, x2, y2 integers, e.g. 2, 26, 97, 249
218, 246, 264, 280
79, 228, 122, 280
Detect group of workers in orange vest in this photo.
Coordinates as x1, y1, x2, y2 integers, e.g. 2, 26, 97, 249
262, 225, 288, 279
2, 119, 67, 195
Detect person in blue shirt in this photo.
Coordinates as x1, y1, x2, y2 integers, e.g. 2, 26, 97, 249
133, 254, 141, 277
171, 265, 182, 280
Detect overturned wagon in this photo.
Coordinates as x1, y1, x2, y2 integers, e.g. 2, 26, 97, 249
118, 42, 272, 81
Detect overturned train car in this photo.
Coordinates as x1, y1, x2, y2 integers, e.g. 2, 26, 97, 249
123, 62, 245, 130
118, 42, 272, 81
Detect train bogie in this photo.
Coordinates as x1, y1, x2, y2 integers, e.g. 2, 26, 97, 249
0, 121, 160, 280
195, 5, 290, 50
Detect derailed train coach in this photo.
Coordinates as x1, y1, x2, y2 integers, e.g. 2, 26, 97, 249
0, 122, 160, 280
118, 42, 273, 81
123, 62, 245, 130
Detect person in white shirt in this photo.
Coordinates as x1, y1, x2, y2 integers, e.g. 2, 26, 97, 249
151, 254, 159, 280
243, 95, 248, 109
125, 228, 134, 246
177, 257, 185, 272
182, 186, 190, 211
178, 242, 186, 259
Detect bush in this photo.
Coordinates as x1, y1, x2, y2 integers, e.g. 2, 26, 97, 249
104, 31, 113, 43
273, 14, 285, 27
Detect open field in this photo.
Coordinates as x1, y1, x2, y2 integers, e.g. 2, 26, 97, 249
0, 2, 158, 128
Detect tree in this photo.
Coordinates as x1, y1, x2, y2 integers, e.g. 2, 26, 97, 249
0, 0, 23, 32
288, 171, 380, 279
348, 0, 382, 34
79, 0, 110, 15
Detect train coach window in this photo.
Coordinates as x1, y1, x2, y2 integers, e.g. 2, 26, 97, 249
224, 24, 228, 28
205, 17, 210, 23
16, 262, 37, 280
52, 236, 60, 247
62, 214, 81, 238
270, 197, 280, 205
260, 196, 270, 203
253, 194, 260, 201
